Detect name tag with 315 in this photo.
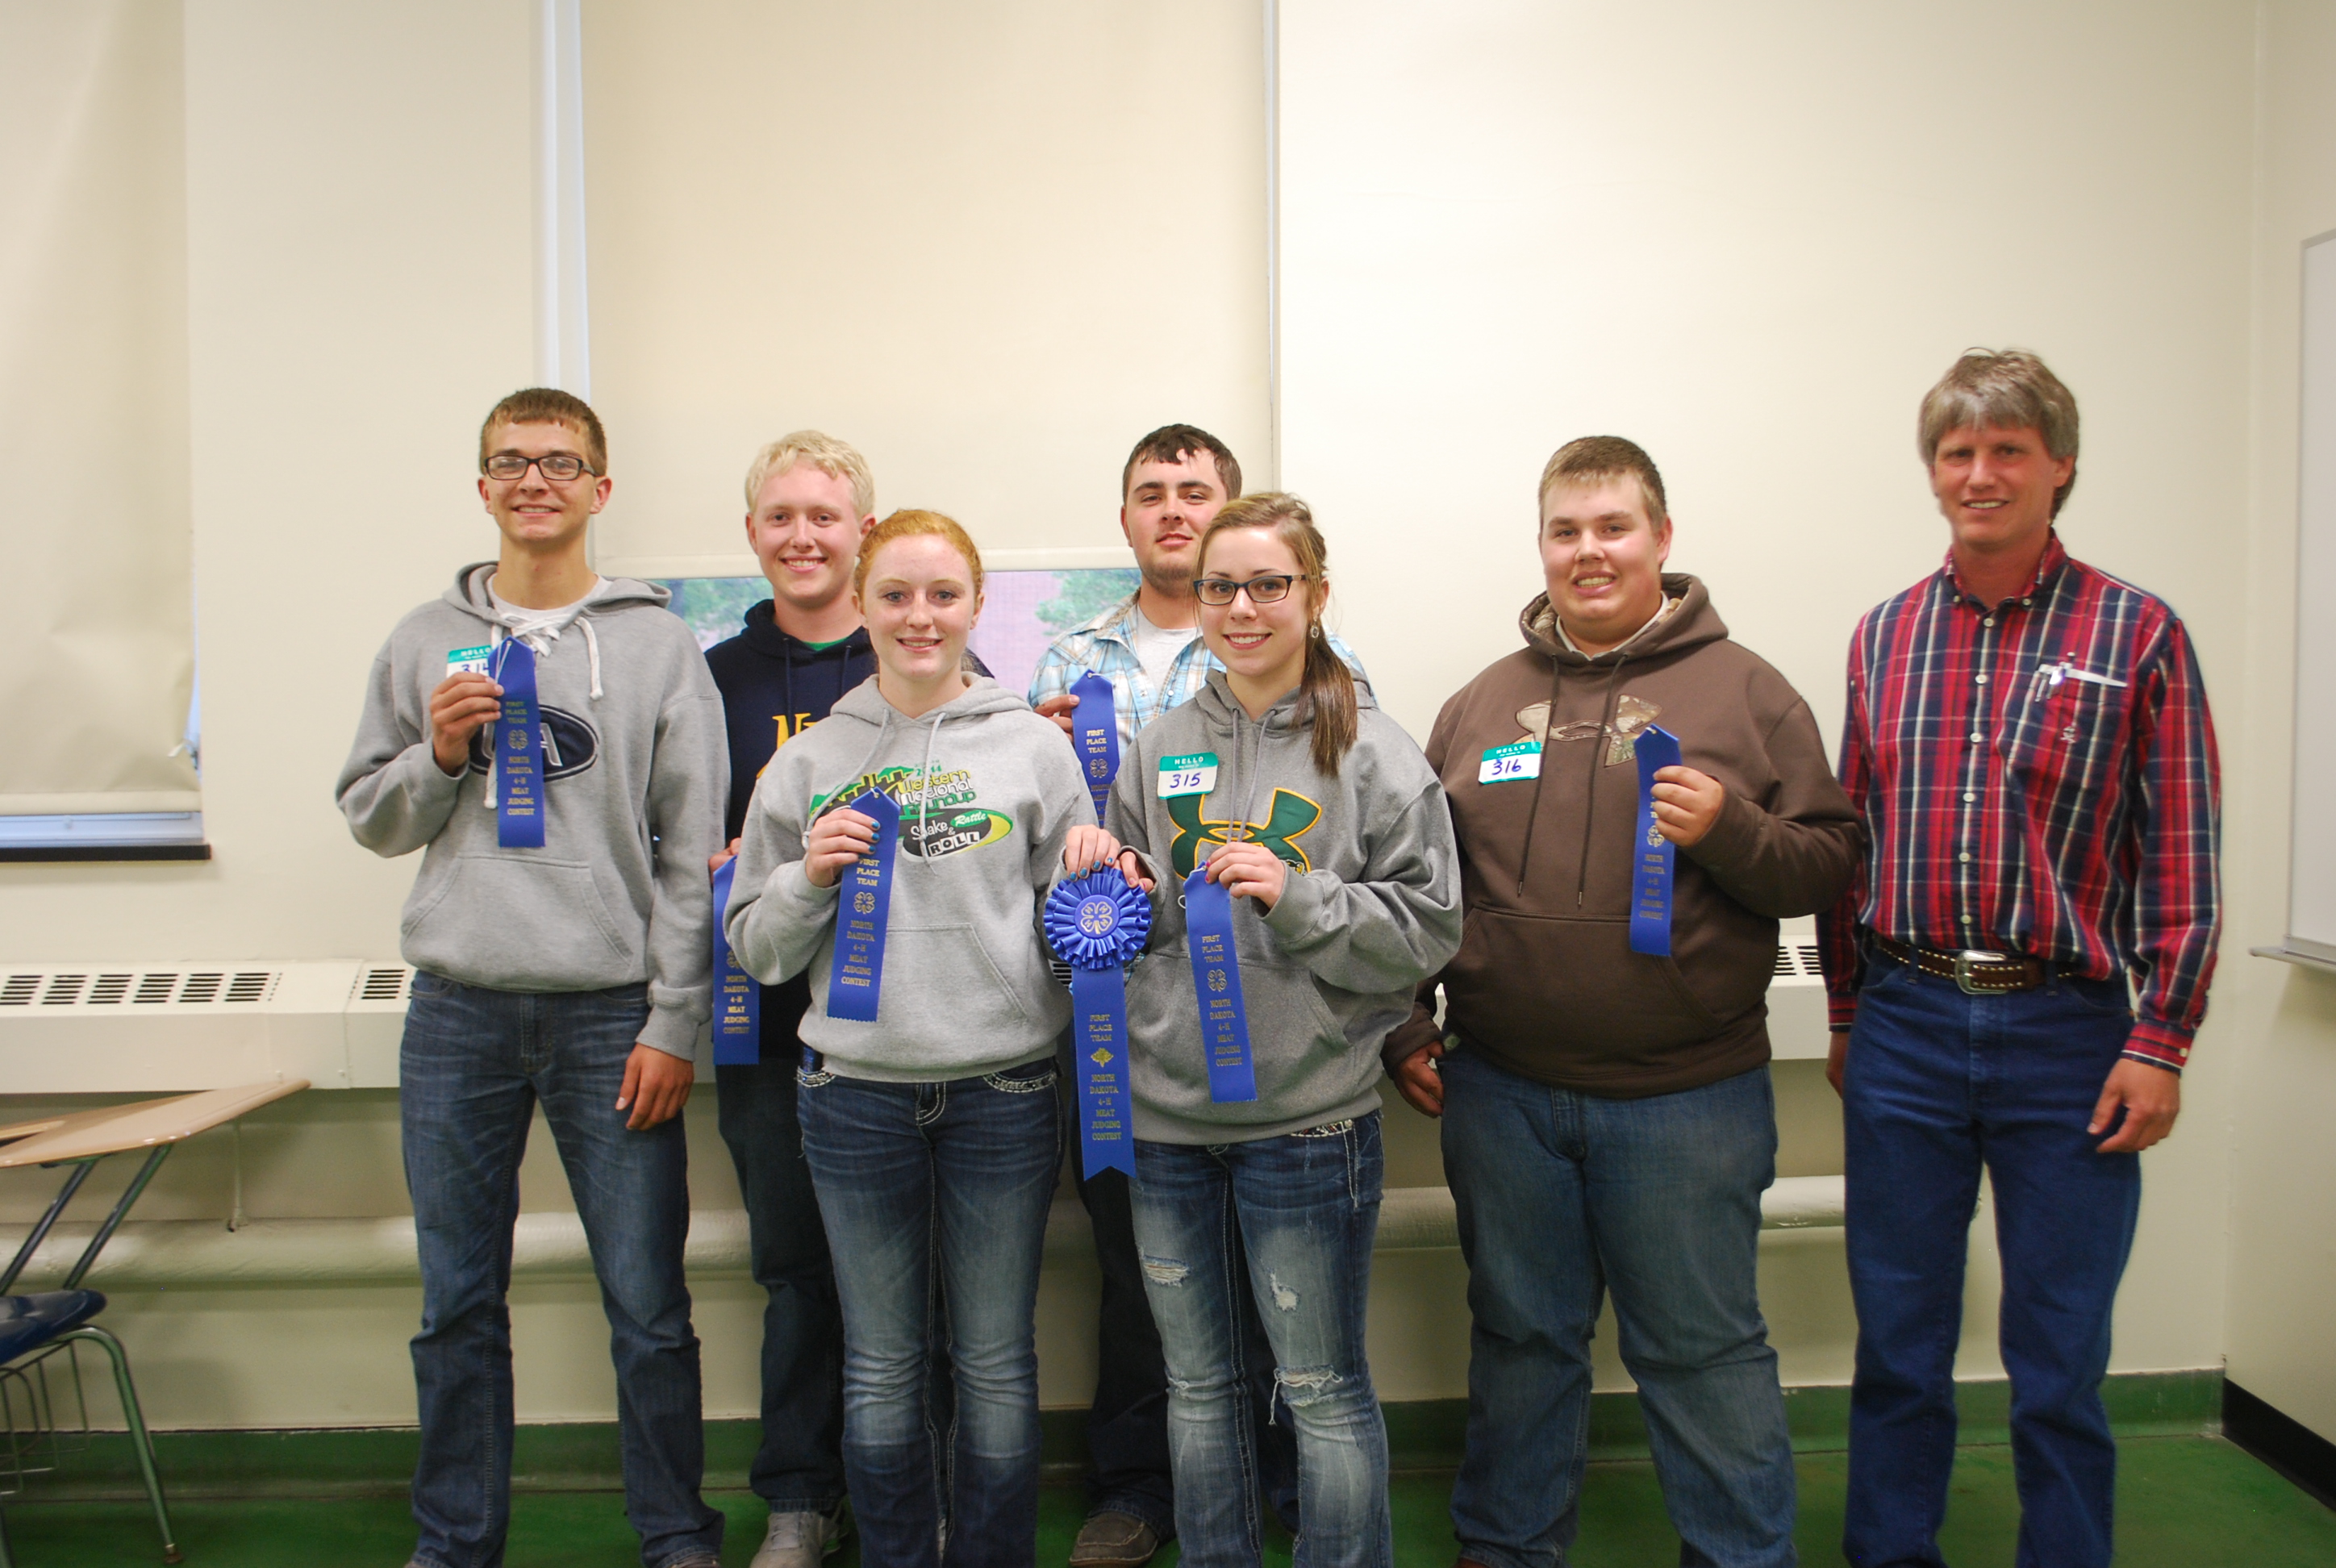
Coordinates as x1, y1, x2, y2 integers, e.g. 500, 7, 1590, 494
1157, 753, 1220, 798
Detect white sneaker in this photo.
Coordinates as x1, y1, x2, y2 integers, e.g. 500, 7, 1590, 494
750, 1508, 845, 1568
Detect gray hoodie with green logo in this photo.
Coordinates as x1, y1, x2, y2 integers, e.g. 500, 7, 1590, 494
725, 674, 1094, 1082
1108, 672, 1464, 1144
335, 562, 729, 1057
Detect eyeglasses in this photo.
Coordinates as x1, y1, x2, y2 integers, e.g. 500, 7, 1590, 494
1192, 573, 1309, 607
482, 452, 598, 482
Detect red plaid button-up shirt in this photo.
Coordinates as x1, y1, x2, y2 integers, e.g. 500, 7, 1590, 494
1816, 533, 2221, 1070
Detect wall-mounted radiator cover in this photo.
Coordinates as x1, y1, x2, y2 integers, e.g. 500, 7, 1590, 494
0, 962, 411, 1093
0, 946, 1832, 1093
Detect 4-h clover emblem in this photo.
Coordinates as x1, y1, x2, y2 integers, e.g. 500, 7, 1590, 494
1646, 824, 1664, 848
1090, 1046, 1114, 1066
853, 890, 875, 914
1078, 897, 1116, 938
1090, 757, 1108, 778
1207, 968, 1227, 993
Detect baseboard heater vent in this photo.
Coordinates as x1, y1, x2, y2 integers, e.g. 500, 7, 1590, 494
0, 962, 416, 1094
0, 945, 1827, 1095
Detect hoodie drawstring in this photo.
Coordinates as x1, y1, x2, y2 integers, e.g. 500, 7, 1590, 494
1512, 655, 1567, 898
1571, 656, 1631, 909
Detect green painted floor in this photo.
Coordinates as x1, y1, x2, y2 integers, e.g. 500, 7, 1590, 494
5, 1437, 2330, 1566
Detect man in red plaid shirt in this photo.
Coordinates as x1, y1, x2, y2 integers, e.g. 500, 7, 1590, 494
1817, 349, 2221, 1568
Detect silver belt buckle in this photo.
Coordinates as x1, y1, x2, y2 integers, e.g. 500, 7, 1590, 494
1954, 949, 2008, 995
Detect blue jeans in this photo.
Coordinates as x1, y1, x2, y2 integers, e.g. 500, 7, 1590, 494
1440, 1049, 1796, 1568
798, 1057, 1062, 1568
1842, 949, 2142, 1568
400, 974, 722, 1568
1131, 1115, 1390, 1568
715, 1053, 846, 1514
1057, 1030, 1299, 1537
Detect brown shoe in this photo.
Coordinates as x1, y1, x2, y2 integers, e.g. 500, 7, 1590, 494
1070, 1510, 1161, 1567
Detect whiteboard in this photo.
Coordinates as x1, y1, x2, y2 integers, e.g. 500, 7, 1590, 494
2284, 232, 2336, 960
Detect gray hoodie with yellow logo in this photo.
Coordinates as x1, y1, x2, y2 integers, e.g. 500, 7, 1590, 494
1109, 671, 1464, 1144
725, 674, 1093, 1082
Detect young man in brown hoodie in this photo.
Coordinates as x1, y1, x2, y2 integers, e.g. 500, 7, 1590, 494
1385, 436, 1861, 1568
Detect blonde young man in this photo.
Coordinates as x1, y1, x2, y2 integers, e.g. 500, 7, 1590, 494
703, 432, 874, 1568
337, 388, 728, 1568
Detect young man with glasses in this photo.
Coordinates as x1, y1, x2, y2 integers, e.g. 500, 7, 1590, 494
337, 388, 730, 1568
1027, 425, 1366, 1567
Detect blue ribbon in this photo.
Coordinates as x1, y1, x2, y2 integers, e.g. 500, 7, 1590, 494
1629, 724, 1683, 957
1183, 865, 1258, 1103
826, 790, 902, 1023
710, 857, 761, 1065
1045, 871, 1153, 1179
490, 640, 545, 849
1069, 669, 1120, 822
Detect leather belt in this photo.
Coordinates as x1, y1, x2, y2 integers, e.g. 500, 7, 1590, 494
1869, 933, 2064, 996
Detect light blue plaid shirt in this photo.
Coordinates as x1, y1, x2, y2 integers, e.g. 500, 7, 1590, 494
1026, 593, 1371, 753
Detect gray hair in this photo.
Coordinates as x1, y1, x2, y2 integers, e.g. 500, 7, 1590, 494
1917, 348, 2080, 515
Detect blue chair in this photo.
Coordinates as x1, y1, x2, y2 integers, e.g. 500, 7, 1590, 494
0, 1082, 308, 1564
0, 1290, 176, 1566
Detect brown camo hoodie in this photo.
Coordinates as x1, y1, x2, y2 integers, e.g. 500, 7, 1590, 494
1387, 573, 1862, 1097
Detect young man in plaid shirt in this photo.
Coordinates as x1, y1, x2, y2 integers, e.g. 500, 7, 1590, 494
1817, 350, 2221, 1568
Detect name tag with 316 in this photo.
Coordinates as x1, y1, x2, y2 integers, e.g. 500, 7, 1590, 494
1479, 741, 1543, 784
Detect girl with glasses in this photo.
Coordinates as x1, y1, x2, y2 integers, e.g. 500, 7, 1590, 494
1092, 492, 1463, 1567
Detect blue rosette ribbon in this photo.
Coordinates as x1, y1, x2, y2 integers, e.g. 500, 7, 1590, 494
1045, 871, 1153, 1179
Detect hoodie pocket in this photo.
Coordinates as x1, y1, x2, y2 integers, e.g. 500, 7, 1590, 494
402, 855, 639, 990
874, 923, 1034, 1029
1442, 907, 1724, 1065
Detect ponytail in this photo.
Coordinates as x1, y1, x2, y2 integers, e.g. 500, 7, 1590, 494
1299, 619, 1358, 776
1201, 492, 1358, 776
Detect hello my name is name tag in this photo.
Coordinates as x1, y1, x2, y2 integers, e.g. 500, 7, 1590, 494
1479, 740, 1543, 784
1157, 752, 1219, 799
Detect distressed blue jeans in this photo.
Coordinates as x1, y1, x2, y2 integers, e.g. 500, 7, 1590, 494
1131, 1114, 1390, 1568
797, 1057, 1062, 1568
1439, 1049, 1796, 1568
400, 973, 722, 1568
1842, 949, 2142, 1568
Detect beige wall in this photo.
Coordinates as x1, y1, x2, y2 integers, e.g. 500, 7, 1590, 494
578, 0, 1270, 574
2224, 0, 2336, 1446
0, 0, 2322, 1433
1276, 0, 2256, 1387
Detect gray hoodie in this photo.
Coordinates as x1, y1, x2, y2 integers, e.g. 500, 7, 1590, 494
724, 674, 1092, 1082
336, 562, 728, 1057
1108, 672, 1463, 1144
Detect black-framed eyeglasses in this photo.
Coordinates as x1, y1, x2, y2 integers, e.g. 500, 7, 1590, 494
483, 452, 598, 482
1193, 573, 1308, 607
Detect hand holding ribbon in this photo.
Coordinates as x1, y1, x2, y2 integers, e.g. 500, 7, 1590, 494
1045, 868, 1153, 1178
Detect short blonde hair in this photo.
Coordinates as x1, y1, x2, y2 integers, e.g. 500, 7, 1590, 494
742, 430, 875, 518
852, 510, 985, 600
